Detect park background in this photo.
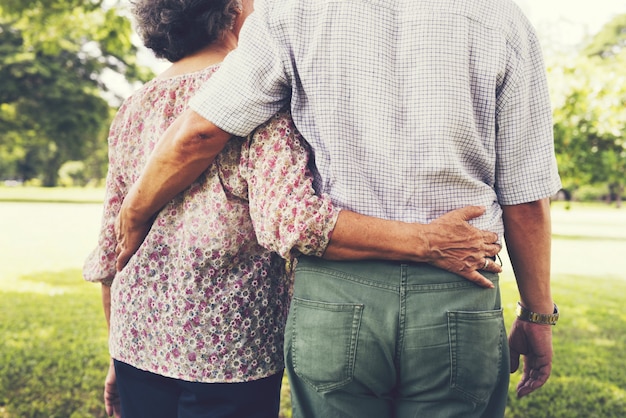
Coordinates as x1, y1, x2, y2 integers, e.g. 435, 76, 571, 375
1, 0, 626, 416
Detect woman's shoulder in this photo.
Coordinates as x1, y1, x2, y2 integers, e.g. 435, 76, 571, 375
116, 64, 221, 121
122, 63, 219, 103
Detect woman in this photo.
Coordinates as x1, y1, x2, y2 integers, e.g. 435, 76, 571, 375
84, 0, 501, 417
84, 1, 300, 417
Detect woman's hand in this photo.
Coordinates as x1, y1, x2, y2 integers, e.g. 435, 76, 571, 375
104, 359, 122, 418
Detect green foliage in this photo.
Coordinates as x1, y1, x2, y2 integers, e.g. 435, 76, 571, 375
571, 183, 609, 201
584, 14, 626, 59
549, 14, 626, 204
58, 161, 88, 187
0, 0, 153, 186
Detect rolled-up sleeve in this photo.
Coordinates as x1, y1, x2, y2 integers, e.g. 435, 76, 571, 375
82, 168, 121, 286
241, 110, 340, 259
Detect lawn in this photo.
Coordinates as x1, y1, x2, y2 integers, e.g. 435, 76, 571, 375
1, 188, 625, 417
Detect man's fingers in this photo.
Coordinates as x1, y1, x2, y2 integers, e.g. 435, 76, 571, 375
481, 257, 502, 273
115, 246, 131, 272
460, 271, 495, 288
116, 255, 128, 272
483, 231, 499, 245
517, 374, 548, 398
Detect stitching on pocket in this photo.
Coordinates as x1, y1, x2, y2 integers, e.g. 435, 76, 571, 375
291, 297, 364, 392
448, 309, 504, 403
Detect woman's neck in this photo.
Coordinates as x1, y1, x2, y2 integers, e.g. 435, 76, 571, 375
157, 36, 237, 79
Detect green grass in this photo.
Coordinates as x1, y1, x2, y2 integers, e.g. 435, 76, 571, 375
501, 276, 626, 417
1, 189, 625, 417
0, 186, 105, 204
0, 271, 110, 418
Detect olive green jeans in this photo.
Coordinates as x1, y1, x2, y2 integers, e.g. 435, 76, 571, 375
285, 257, 509, 418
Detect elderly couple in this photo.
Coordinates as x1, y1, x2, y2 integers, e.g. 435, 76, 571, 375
84, 0, 561, 417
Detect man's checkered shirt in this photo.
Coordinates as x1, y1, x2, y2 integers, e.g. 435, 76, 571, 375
190, 0, 561, 238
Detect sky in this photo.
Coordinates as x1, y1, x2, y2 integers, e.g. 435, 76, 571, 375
514, 0, 626, 48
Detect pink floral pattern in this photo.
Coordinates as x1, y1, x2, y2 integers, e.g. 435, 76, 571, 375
83, 65, 338, 383
242, 110, 338, 260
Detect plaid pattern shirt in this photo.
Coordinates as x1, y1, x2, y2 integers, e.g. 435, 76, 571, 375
190, 0, 561, 239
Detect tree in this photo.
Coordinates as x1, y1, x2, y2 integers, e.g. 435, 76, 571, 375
0, 0, 152, 186
550, 14, 626, 206
584, 14, 626, 59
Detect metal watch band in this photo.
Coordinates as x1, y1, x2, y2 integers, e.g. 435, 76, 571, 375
515, 302, 559, 326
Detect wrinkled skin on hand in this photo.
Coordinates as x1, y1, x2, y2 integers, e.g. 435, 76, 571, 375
104, 360, 122, 418
508, 317, 553, 398
114, 208, 152, 272
424, 206, 502, 288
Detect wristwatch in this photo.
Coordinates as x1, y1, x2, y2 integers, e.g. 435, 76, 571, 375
515, 302, 559, 325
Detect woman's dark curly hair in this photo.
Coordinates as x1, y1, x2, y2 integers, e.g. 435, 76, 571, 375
131, 0, 241, 62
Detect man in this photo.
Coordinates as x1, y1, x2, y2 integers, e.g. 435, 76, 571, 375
116, 0, 561, 416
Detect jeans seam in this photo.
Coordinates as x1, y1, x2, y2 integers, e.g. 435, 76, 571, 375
404, 275, 499, 292
396, 265, 407, 369
296, 266, 398, 292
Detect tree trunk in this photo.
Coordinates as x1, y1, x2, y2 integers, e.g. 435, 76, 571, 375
42, 154, 62, 187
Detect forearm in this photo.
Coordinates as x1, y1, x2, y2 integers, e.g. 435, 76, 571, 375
502, 198, 553, 314
323, 211, 429, 261
123, 109, 232, 224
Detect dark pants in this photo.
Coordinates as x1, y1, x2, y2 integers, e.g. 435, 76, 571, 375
113, 360, 282, 418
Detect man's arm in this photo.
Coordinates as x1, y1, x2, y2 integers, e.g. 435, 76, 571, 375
115, 109, 232, 270
502, 198, 554, 398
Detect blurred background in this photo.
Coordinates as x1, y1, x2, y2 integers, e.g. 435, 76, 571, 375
1, 1, 625, 417
1, 0, 625, 203
2, 0, 625, 266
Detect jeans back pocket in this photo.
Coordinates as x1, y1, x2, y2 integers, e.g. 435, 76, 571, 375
447, 309, 505, 404
289, 297, 363, 392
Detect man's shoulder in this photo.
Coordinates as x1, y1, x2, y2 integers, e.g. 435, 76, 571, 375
448, 0, 532, 32
450, 0, 538, 56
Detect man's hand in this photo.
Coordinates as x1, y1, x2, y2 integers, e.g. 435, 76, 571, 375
508, 317, 553, 398
424, 206, 502, 288
115, 195, 153, 271
104, 359, 122, 418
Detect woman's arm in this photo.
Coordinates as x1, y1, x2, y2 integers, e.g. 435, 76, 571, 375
101, 284, 122, 418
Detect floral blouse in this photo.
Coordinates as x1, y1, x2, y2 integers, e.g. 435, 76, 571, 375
83, 64, 339, 383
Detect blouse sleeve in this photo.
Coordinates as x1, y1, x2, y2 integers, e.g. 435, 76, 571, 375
82, 114, 127, 285
241, 110, 340, 260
